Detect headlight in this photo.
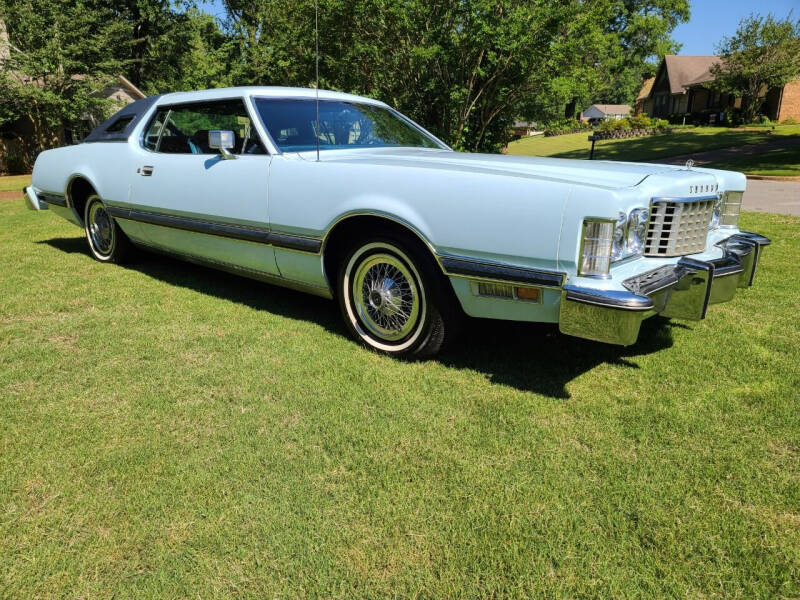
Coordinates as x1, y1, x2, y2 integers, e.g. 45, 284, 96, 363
579, 219, 614, 278
626, 208, 649, 256
709, 195, 723, 229
720, 191, 743, 228
611, 212, 627, 261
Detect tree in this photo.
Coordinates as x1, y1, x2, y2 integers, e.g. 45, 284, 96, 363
0, 0, 130, 168
222, 0, 688, 152
710, 13, 800, 124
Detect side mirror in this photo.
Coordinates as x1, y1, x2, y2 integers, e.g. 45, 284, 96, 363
208, 130, 236, 160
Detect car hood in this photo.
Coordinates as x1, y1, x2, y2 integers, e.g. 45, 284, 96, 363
296, 147, 695, 190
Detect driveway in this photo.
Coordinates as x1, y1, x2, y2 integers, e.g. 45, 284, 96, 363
642, 136, 800, 216
647, 135, 800, 167
742, 179, 800, 216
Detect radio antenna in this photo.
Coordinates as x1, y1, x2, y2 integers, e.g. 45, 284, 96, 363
315, 0, 320, 162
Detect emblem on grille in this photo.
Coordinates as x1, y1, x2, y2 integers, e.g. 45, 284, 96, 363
685, 159, 694, 170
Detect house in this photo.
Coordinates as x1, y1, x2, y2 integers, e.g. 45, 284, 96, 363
581, 104, 632, 125
0, 19, 145, 173
511, 121, 541, 138
636, 54, 800, 123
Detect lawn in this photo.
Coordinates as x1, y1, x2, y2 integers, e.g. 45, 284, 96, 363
0, 174, 32, 193
1, 189, 799, 598
706, 145, 800, 177
507, 125, 800, 163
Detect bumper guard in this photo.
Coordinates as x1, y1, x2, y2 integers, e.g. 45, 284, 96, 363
559, 232, 770, 345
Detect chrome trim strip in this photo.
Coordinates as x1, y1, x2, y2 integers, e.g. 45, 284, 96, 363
562, 285, 654, 311
38, 192, 67, 207
107, 206, 323, 252
650, 194, 720, 203
269, 231, 323, 253
439, 255, 565, 288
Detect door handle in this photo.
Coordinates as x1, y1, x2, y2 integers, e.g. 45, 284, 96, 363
137, 166, 154, 176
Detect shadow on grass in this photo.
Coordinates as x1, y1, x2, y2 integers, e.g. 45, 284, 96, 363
40, 236, 679, 399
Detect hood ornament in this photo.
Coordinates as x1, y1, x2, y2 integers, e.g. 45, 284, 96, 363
685, 159, 694, 170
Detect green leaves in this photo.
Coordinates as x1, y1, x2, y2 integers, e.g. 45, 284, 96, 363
710, 14, 800, 124
0, 0, 690, 159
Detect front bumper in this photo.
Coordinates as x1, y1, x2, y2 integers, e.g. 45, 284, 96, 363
558, 232, 770, 345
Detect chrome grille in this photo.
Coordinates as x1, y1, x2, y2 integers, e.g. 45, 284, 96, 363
645, 198, 716, 257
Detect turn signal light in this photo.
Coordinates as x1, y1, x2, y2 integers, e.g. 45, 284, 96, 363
514, 286, 541, 302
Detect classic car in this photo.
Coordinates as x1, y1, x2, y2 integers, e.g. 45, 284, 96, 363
25, 86, 770, 357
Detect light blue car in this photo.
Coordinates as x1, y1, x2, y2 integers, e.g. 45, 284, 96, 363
25, 87, 769, 357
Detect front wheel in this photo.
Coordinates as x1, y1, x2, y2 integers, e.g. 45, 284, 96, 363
84, 195, 132, 263
338, 235, 459, 358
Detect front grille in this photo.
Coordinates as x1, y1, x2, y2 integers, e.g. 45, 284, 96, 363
645, 198, 716, 257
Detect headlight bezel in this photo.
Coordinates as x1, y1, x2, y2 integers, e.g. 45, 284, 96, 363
709, 194, 724, 230
625, 207, 649, 258
610, 212, 627, 262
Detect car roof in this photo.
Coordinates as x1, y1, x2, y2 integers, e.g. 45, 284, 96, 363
156, 86, 389, 108
83, 86, 391, 144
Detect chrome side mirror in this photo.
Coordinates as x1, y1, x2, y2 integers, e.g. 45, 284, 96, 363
208, 130, 236, 160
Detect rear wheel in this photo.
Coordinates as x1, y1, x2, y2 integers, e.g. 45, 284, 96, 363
337, 234, 459, 358
84, 195, 132, 263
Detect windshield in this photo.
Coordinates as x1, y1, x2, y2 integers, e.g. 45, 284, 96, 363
254, 98, 444, 153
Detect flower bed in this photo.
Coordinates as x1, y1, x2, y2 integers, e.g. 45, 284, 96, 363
591, 127, 672, 140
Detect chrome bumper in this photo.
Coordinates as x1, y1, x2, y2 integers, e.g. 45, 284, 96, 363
23, 186, 48, 211
559, 232, 770, 345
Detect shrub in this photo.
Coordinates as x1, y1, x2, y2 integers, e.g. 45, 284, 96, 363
542, 119, 589, 136
627, 114, 653, 129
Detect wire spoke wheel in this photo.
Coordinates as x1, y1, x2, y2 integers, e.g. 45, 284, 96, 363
87, 201, 115, 256
351, 252, 421, 342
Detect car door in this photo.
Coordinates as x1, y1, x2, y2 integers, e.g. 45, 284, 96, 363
128, 98, 279, 276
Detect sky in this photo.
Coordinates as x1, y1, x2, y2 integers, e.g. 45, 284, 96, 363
672, 0, 797, 55
201, 0, 798, 57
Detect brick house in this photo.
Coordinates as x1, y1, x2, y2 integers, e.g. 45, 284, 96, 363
635, 54, 800, 123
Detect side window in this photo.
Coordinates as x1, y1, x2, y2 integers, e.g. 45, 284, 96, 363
146, 100, 266, 155
143, 110, 169, 151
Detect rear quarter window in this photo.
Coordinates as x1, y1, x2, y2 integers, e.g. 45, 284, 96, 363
105, 115, 134, 133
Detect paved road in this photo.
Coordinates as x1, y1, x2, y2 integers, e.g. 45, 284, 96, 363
742, 179, 800, 216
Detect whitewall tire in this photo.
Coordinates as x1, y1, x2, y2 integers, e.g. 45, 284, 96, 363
337, 234, 460, 358
83, 195, 131, 263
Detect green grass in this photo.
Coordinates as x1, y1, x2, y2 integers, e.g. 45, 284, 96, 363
706, 145, 800, 177
507, 125, 800, 162
0, 174, 31, 193
1, 191, 799, 598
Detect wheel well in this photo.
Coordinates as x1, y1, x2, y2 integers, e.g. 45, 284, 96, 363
67, 177, 96, 224
322, 215, 440, 294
